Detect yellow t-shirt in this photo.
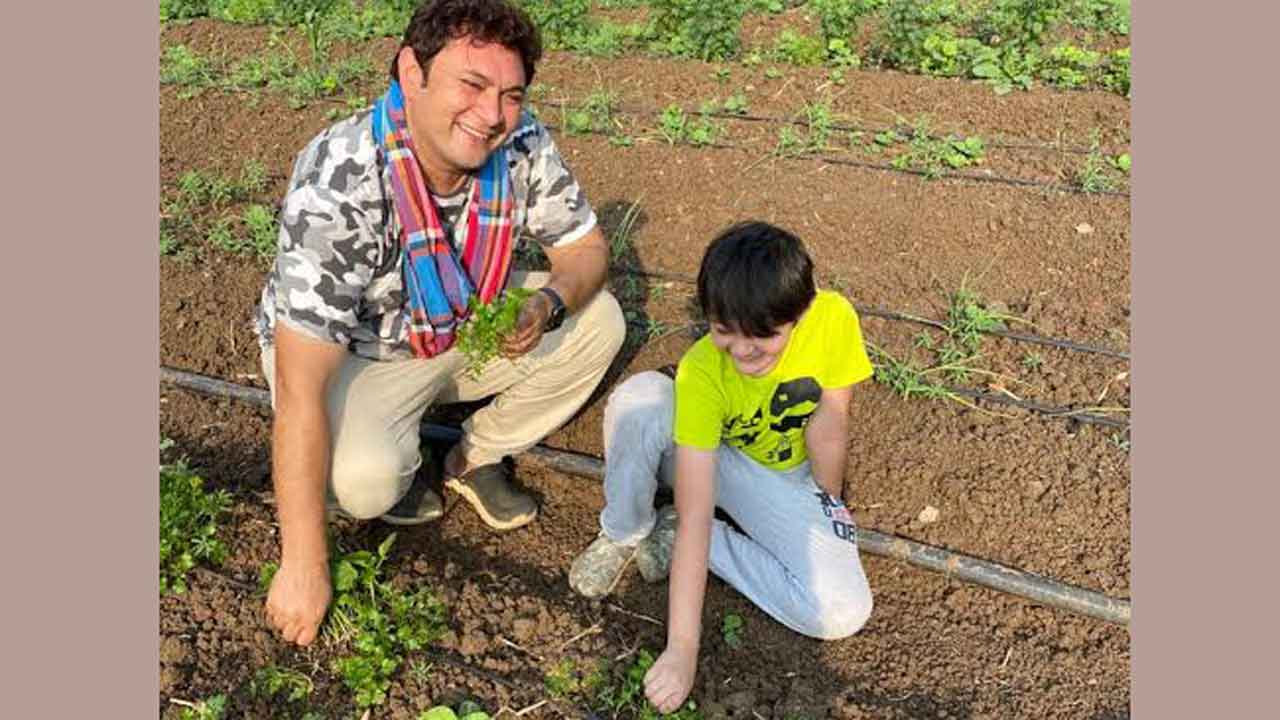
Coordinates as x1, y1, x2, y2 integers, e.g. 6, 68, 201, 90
673, 290, 874, 471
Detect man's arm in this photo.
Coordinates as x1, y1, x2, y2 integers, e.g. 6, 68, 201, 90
804, 385, 854, 499
502, 226, 609, 355
644, 444, 717, 714
264, 322, 347, 647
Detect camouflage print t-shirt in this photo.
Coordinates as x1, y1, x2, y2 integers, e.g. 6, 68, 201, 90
253, 107, 597, 360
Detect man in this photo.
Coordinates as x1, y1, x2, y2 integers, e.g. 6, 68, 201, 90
254, 0, 624, 647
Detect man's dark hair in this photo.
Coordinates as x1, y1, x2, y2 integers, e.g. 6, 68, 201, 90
696, 221, 816, 338
389, 0, 542, 86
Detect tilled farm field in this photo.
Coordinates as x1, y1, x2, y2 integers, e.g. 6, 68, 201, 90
159, 6, 1131, 719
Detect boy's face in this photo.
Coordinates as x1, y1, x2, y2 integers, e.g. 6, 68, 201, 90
709, 321, 796, 377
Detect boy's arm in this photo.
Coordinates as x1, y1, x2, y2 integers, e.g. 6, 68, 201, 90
644, 444, 717, 714
804, 385, 854, 499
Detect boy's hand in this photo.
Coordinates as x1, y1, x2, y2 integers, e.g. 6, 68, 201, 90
645, 643, 698, 714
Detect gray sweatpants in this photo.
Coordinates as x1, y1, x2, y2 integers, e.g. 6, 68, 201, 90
599, 371, 874, 640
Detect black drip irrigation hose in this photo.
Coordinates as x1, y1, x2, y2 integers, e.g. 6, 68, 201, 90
542, 120, 1128, 198
540, 98, 1119, 157
159, 367, 1131, 625
610, 264, 1131, 361
537, 98, 1130, 198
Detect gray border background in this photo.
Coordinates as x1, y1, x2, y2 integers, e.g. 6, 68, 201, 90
1132, 2, 1280, 718
2, 1, 159, 716
3, 1, 1278, 716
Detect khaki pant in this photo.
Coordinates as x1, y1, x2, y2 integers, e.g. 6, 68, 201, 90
262, 272, 626, 519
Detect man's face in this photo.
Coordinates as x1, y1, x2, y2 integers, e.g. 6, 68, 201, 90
709, 320, 796, 377
399, 36, 527, 185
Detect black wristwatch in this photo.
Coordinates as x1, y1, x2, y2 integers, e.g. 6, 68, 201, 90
539, 286, 567, 332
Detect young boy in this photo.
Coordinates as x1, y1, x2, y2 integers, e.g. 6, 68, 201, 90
568, 221, 875, 713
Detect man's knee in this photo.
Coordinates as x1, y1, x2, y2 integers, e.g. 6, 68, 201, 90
330, 442, 417, 519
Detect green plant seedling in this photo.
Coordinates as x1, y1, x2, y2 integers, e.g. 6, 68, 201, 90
658, 104, 687, 145
160, 446, 231, 595
763, 66, 784, 79
250, 665, 314, 703
712, 66, 732, 83
456, 288, 537, 378
328, 533, 449, 708
610, 199, 644, 263
722, 611, 745, 648
722, 92, 749, 115
161, 44, 218, 91
1021, 352, 1044, 370
176, 694, 228, 720
242, 204, 279, 261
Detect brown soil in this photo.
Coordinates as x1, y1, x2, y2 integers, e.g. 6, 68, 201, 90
160, 18, 1130, 720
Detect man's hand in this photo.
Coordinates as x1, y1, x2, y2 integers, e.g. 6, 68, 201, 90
645, 643, 698, 714
500, 290, 551, 358
265, 559, 331, 647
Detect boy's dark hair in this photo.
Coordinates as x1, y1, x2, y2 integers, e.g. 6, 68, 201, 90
697, 221, 816, 337
389, 0, 542, 87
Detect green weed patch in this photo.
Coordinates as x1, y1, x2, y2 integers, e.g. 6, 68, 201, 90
159, 440, 232, 595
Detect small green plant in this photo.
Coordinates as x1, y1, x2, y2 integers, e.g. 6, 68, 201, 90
408, 657, 434, 684
775, 125, 804, 156
1040, 43, 1102, 89
160, 443, 232, 595
250, 665, 314, 703
457, 288, 537, 377
1109, 431, 1131, 452
658, 104, 688, 145
1100, 46, 1130, 96
721, 611, 744, 648
888, 117, 986, 179
772, 29, 827, 66
610, 199, 644, 263
242, 204, 279, 260
945, 285, 1009, 354
160, 44, 217, 90
419, 701, 492, 720
563, 89, 618, 137
328, 534, 449, 708
646, 0, 748, 61
1021, 351, 1044, 370
175, 694, 228, 720
521, 0, 592, 50
1076, 131, 1121, 192
802, 100, 835, 152
545, 658, 583, 698
712, 66, 732, 83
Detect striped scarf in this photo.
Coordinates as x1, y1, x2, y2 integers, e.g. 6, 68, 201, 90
373, 80, 516, 358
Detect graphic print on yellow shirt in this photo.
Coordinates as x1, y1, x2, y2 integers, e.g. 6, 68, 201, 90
673, 290, 873, 471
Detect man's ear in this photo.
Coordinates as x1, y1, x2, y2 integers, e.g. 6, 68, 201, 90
397, 47, 424, 88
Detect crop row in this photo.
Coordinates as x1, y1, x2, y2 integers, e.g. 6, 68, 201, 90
160, 0, 1130, 96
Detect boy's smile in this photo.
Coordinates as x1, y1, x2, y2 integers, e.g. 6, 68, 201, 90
710, 321, 795, 377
